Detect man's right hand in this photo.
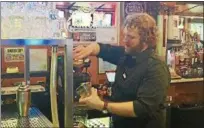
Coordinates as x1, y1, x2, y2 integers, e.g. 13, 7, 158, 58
73, 43, 100, 60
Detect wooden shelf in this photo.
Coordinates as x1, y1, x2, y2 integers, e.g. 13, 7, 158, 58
171, 78, 204, 84
1, 85, 46, 95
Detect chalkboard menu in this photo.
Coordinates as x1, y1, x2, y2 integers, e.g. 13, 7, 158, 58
124, 2, 146, 18
123, 2, 159, 22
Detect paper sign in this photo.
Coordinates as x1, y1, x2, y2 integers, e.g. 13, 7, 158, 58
4, 47, 25, 62
30, 49, 47, 71
96, 27, 117, 44
98, 58, 116, 74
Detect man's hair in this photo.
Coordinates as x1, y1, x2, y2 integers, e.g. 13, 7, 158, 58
124, 13, 158, 49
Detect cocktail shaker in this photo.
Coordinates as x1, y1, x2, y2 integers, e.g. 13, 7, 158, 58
16, 82, 31, 117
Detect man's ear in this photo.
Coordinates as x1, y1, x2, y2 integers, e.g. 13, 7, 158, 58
139, 30, 148, 43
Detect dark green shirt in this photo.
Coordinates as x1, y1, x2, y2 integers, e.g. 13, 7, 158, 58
98, 43, 171, 128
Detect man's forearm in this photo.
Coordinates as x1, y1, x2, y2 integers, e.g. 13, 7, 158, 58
90, 43, 100, 56
97, 43, 125, 65
107, 101, 136, 117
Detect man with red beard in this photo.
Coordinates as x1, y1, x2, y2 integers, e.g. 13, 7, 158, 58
73, 13, 170, 128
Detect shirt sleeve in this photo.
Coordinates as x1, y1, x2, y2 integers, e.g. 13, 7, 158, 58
133, 59, 171, 118
97, 43, 125, 65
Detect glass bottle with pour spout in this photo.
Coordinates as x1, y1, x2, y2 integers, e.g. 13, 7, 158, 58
76, 82, 91, 98
16, 81, 31, 117
75, 82, 91, 127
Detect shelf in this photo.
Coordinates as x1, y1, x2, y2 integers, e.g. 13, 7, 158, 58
73, 41, 96, 46
167, 39, 181, 44
1, 85, 46, 95
69, 27, 96, 32
73, 41, 118, 46
171, 78, 204, 84
167, 43, 183, 49
1, 71, 50, 79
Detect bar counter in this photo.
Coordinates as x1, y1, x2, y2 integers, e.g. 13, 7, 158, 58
1, 105, 53, 128
171, 78, 204, 84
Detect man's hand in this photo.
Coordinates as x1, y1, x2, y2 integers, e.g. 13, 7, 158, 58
79, 87, 136, 117
73, 43, 100, 60
79, 88, 104, 111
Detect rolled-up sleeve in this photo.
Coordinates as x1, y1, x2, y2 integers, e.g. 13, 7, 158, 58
97, 43, 125, 65
133, 60, 170, 117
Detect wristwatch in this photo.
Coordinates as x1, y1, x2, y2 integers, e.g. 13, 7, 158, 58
102, 101, 108, 114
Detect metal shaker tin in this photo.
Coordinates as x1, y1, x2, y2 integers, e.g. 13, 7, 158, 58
16, 83, 31, 117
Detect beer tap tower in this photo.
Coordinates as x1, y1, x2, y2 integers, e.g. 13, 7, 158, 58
1, 39, 74, 128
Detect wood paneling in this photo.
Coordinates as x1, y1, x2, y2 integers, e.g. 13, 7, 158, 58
168, 81, 204, 105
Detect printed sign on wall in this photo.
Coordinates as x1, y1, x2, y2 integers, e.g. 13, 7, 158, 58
4, 47, 25, 62
1, 2, 64, 39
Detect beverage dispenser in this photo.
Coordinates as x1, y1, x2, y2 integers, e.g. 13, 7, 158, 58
1, 39, 73, 128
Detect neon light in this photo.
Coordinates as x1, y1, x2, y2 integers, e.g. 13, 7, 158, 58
24, 40, 44, 45
1, 39, 67, 46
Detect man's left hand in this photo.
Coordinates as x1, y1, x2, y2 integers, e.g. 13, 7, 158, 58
79, 88, 104, 111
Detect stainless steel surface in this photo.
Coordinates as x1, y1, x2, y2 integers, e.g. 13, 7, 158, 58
86, 117, 111, 128
16, 84, 31, 117
24, 45, 30, 85
50, 46, 59, 127
1, 107, 53, 128
64, 42, 74, 128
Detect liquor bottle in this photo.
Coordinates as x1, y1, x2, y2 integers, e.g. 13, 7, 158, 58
175, 48, 180, 66
179, 49, 185, 77
197, 55, 203, 77
174, 48, 181, 77
171, 48, 176, 70
192, 57, 198, 78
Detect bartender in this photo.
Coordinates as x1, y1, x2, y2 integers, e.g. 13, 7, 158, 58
74, 13, 170, 128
